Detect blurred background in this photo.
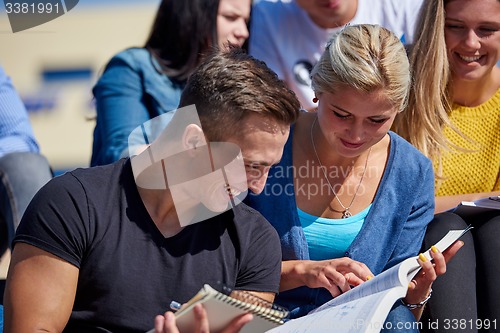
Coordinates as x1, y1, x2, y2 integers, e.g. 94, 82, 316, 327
0, 0, 161, 174
0, 0, 160, 277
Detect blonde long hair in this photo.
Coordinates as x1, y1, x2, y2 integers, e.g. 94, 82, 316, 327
392, 0, 456, 164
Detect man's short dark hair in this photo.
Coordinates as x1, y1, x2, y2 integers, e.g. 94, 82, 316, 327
179, 48, 300, 142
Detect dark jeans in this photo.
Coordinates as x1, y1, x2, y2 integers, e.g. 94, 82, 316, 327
0, 152, 52, 255
420, 211, 500, 333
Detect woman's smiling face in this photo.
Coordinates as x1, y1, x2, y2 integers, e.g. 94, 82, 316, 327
444, 0, 500, 82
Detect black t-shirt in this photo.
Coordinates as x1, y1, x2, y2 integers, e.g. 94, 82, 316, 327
15, 159, 281, 332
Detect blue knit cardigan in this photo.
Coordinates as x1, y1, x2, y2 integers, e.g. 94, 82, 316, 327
245, 129, 435, 318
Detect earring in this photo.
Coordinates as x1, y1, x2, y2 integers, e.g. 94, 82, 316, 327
312, 97, 318, 103
188, 139, 197, 150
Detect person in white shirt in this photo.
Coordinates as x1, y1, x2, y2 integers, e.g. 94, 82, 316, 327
249, 0, 423, 110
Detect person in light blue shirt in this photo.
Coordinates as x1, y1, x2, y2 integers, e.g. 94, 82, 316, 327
91, 0, 251, 166
0, 65, 52, 256
245, 24, 462, 332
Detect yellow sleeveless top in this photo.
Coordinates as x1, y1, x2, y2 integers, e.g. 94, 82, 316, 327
435, 88, 500, 196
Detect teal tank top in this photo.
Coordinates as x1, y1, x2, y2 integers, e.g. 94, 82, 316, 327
298, 205, 371, 260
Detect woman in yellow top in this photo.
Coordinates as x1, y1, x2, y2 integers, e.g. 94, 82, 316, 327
393, 0, 500, 330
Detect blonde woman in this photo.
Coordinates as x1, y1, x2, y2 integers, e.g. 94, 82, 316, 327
246, 24, 462, 332
393, 0, 500, 330
393, 0, 500, 213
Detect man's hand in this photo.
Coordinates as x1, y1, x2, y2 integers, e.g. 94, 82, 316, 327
153, 304, 253, 333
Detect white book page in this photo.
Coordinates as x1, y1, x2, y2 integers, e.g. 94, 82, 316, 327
431, 228, 472, 253
265, 228, 471, 333
309, 258, 413, 315
266, 289, 405, 333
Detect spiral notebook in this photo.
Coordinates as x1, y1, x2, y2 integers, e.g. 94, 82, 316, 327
451, 196, 500, 219
146, 284, 289, 333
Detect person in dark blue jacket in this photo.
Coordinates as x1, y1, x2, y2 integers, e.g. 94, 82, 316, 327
91, 0, 251, 166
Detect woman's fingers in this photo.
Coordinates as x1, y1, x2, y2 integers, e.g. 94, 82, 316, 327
321, 258, 373, 296
441, 240, 464, 263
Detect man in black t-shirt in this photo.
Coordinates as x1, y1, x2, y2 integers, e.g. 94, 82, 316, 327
3, 49, 300, 333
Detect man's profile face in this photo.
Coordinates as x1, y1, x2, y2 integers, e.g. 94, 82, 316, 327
187, 142, 247, 213
129, 106, 291, 226
226, 113, 290, 195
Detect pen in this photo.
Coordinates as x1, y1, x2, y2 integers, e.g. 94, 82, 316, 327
144, 301, 182, 333
170, 300, 182, 312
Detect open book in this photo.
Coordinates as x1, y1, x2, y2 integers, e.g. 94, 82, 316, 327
451, 196, 500, 219
146, 284, 289, 333
266, 226, 472, 333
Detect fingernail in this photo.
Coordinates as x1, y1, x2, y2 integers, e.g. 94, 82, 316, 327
431, 245, 438, 253
419, 253, 427, 262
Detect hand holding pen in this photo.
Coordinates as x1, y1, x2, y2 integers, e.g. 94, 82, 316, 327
152, 303, 253, 333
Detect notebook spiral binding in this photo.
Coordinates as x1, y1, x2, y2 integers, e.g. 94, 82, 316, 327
217, 285, 289, 324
